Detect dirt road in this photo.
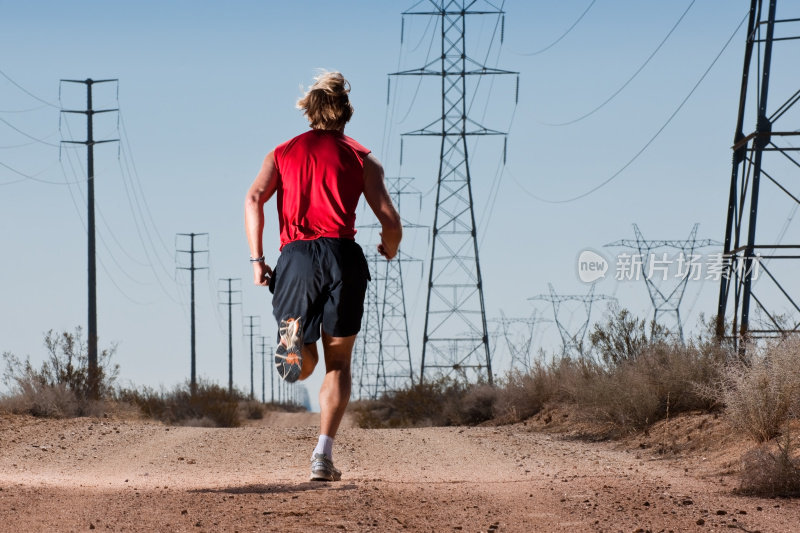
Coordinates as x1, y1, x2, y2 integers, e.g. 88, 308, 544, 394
1, 411, 798, 532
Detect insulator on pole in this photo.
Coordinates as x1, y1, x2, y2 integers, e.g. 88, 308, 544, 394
501, 15, 505, 44
400, 137, 404, 165
401, 16, 405, 44
503, 136, 507, 165
515, 75, 519, 105
387, 78, 391, 106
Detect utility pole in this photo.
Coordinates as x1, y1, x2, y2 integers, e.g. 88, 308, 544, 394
257, 336, 268, 403
176, 233, 208, 393
60, 78, 118, 400
390, 2, 518, 385
218, 278, 241, 393
243, 315, 260, 400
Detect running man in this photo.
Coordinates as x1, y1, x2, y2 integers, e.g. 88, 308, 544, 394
244, 71, 402, 481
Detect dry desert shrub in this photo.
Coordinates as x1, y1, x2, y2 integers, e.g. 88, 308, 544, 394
118, 380, 242, 428
0, 380, 78, 418
739, 429, 800, 496
492, 362, 561, 423
1, 328, 118, 418
562, 340, 723, 430
353, 309, 727, 430
715, 336, 800, 443
240, 399, 265, 420
351, 378, 497, 428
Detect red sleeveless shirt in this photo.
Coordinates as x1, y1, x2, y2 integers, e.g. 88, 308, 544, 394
273, 130, 370, 249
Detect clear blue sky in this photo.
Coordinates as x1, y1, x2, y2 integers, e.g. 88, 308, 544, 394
2, 1, 796, 410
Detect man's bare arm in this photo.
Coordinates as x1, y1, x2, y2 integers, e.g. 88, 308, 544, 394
244, 151, 279, 285
362, 153, 402, 260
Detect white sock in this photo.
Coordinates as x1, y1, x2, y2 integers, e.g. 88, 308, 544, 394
313, 434, 334, 459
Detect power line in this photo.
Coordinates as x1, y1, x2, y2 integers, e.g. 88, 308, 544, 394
0, 104, 50, 113
112, 118, 183, 305
0, 68, 59, 108
0, 117, 60, 147
513, 9, 749, 205
118, 110, 174, 258
515, 0, 596, 56
0, 160, 74, 185
544, 0, 696, 126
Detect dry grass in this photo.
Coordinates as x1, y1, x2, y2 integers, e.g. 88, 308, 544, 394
118, 381, 244, 428
1, 328, 117, 418
351, 379, 471, 428
738, 428, 800, 496
713, 336, 800, 443
564, 341, 724, 431
354, 309, 727, 432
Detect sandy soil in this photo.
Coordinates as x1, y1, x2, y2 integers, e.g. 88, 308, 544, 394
1, 409, 798, 532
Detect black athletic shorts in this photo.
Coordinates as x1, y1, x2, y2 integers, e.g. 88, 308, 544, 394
270, 238, 371, 344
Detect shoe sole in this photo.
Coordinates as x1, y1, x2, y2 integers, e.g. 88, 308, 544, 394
275, 318, 302, 383
310, 470, 341, 482
275, 346, 302, 383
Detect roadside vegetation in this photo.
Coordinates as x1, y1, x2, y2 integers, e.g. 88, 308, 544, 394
0, 327, 303, 428
353, 307, 725, 431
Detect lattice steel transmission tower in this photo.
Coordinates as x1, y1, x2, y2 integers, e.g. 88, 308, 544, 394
529, 284, 615, 357
492, 310, 548, 372
391, 1, 518, 385
377, 177, 423, 394
606, 224, 719, 341
716, 0, 800, 346
356, 252, 384, 400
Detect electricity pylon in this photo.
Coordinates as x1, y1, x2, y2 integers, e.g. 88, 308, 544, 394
378, 177, 423, 395
716, 0, 800, 347
529, 284, 615, 357
356, 252, 383, 400
390, 1, 518, 385
605, 224, 719, 341
492, 310, 549, 372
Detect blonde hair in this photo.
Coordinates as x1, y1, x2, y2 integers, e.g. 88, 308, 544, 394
296, 71, 354, 131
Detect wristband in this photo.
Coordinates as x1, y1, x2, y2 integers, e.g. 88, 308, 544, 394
249, 256, 265, 263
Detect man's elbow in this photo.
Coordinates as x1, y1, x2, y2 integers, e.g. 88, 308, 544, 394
245, 190, 262, 211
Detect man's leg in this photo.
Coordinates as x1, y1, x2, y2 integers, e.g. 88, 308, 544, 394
299, 342, 319, 381
319, 331, 356, 438
309, 331, 355, 481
